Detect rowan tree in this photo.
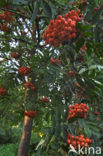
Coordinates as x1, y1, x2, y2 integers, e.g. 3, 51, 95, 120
0, 0, 103, 156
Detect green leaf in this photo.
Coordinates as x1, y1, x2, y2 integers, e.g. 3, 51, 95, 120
31, 0, 40, 22
42, 0, 52, 19
97, 65, 103, 71
12, 0, 28, 5
76, 37, 85, 51
79, 68, 86, 74
88, 65, 103, 71
76, 23, 91, 32
78, 119, 92, 137
36, 146, 42, 156
49, 1, 56, 18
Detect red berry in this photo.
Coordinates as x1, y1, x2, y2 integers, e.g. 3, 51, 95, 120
0, 86, 7, 95
18, 66, 31, 76
24, 110, 37, 118
93, 111, 100, 115
11, 52, 20, 59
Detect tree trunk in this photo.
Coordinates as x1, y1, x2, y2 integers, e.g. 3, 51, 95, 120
18, 115, 33, 156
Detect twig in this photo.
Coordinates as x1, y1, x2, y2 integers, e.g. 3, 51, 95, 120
0, 8, 29, 19
36, 18, 40, 46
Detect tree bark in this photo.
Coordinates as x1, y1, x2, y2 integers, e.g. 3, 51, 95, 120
18, 115, 33, 156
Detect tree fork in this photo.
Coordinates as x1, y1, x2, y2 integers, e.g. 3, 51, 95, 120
18, 115, 33, 156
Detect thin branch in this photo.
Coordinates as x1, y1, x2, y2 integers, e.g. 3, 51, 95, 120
36, 18, 40, 46
0, 8, 29, 19
12, 37, 31, 44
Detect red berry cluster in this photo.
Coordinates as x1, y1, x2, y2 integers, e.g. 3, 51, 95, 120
81, 0, 87, 3
22, 31, 27, 35
80, 45, 87, 52
40, 97, 50, 103
76, 83, 81, 88
94, 4, 103, 12
0, 11, 13, 22
75, 82, 87, 99
65, 70, 75, 78
24, 82, 36, 90
76, 83, 86, 92
67, 134, 92, 149
24, 110, 37, 118
67, 103, 89, 120
42, 9, 83, 47
71, 0, 87, 11
71, 1, 77, 6
11, 52, 20, 59
0, 7, 14, 32
21, 10, 27, 16
93, 111, 100, 115
0, 87, 7, 96
50, 58, 62, 65
0, 23, 11, 32
18, 66, 31, 76
69, 71, 75, 77
72, 0, 86, 5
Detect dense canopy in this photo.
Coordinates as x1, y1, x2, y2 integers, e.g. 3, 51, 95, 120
0, 0, 103, 155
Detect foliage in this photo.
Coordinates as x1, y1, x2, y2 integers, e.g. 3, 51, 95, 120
0, 143, 19, 156
0, 0, 103, 155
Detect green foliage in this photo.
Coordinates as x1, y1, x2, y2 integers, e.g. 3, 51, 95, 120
0, 0, 103, 155
0, 143, 19, 156
31, 0, 41, 23
12, 0, 29, 5
42, 0, 52, 19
